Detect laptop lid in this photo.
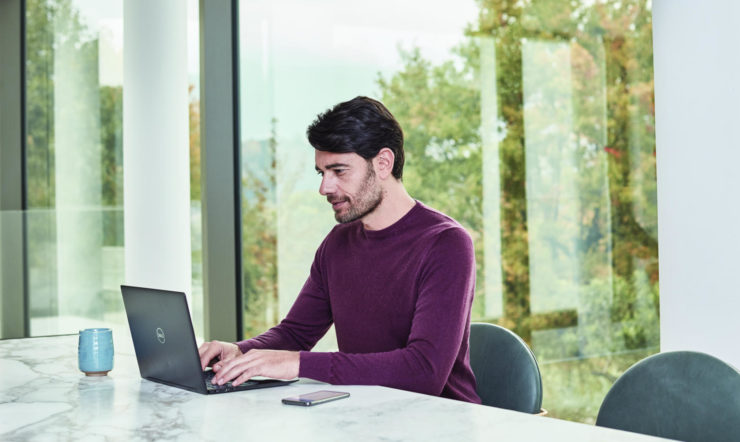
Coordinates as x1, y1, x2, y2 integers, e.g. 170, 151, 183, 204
121, 285, 208, 394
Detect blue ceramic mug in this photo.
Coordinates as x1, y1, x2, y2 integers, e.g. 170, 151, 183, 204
78, 328, 114, 376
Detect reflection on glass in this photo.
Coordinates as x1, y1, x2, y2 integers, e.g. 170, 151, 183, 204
25, 0, 125, 335
238, 0, 657, 423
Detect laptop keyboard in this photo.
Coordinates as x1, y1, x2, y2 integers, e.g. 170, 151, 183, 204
204, 371, 258, 392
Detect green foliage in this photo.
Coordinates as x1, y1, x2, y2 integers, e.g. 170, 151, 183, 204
26, 0, 58, 209
541, 348, 654, 423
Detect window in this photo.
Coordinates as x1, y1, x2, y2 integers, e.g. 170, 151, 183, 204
238, 0, 658, 422
22, 0, 203, 337
25, 0, 126, 334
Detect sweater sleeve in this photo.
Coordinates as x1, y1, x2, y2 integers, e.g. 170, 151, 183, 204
298, 227, 476, 397
236, 241, 333, 354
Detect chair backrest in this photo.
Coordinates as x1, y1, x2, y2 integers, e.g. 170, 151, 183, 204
469, 322, 543, 413
596, 351, 740, 442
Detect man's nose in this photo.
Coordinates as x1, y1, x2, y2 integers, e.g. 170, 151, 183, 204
319, 175, 334, 196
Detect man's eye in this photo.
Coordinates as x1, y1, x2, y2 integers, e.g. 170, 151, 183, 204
316, 171, 324, 176
335, 169, 346, 175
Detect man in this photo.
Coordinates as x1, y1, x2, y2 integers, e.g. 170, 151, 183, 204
199, 96, 480, 403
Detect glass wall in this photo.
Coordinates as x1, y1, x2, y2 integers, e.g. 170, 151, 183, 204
238, 0, 658, 423
21, 0, 203, 337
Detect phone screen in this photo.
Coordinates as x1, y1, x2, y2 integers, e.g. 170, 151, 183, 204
282, 390, 350, 406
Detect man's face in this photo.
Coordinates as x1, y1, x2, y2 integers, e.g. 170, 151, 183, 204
315, 150, 383, 223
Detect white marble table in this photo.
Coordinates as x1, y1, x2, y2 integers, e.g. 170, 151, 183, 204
0, 334, 667, 441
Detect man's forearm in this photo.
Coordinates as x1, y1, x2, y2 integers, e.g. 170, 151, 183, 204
298, 344, 456, 396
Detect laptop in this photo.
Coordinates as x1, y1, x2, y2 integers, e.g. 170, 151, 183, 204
121, 285, 296, 394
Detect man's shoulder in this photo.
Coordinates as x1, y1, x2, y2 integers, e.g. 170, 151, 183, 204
415, 202, 470, 238
407, 202, 472, 258
412, 203, 475, 270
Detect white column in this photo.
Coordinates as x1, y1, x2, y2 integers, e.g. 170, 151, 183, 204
653, 0, 740, 368
123, 0, 191, 298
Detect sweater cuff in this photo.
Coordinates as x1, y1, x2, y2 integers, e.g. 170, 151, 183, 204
299, 351, 332, 382
236, 340, 253, 354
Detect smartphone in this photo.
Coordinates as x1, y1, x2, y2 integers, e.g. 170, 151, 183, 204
282, 390, 350, 406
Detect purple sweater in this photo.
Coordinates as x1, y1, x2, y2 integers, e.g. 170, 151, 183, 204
237, 201, 481, 403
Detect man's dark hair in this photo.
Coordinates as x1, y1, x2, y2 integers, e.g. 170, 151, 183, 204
306, 96, 405, 179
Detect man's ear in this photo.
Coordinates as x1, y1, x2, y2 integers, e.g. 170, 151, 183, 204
374, 148, 395, 180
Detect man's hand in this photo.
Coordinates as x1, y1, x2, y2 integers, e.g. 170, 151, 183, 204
198, 340, 241, 371
213, 349, 300, 386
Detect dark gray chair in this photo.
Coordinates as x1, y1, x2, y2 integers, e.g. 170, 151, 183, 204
469, 322, 543, 414
596, 351, 740, 441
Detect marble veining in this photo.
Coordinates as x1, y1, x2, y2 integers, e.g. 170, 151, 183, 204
0, 335, 668, 441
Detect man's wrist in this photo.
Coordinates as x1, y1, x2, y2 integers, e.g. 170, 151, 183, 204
298, 351, 332, 381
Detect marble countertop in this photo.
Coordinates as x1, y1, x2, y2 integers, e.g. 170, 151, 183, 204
0, 334, 666, 441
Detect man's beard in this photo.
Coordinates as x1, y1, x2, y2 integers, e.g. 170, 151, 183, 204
331, 165, 383, 224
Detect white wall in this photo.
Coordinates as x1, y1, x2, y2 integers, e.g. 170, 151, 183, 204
653, 0, 740, 368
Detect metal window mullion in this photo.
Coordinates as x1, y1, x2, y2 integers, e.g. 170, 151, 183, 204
199, 0, 243, 342
0, 0, 29, 339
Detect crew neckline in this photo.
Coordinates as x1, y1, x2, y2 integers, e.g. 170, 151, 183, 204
361, 200, 423, 240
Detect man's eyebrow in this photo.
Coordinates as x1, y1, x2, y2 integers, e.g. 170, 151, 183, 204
315, 162, 351, 171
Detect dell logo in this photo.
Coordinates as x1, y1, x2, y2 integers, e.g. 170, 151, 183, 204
156, 327, 166, 344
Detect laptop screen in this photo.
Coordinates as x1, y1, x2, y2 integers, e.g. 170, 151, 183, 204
121, 285, 207, 394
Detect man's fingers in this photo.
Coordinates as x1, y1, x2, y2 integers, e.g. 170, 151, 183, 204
213, 349, 299, 383
197, 341, 208, 356
200, 347, 217, 370
232, 370, 256, 387
198, 343, 212, 370
229, 357, 260, 386
215, 353, 259, 385
216, 355, 252, 384
198, 342, 224, 370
